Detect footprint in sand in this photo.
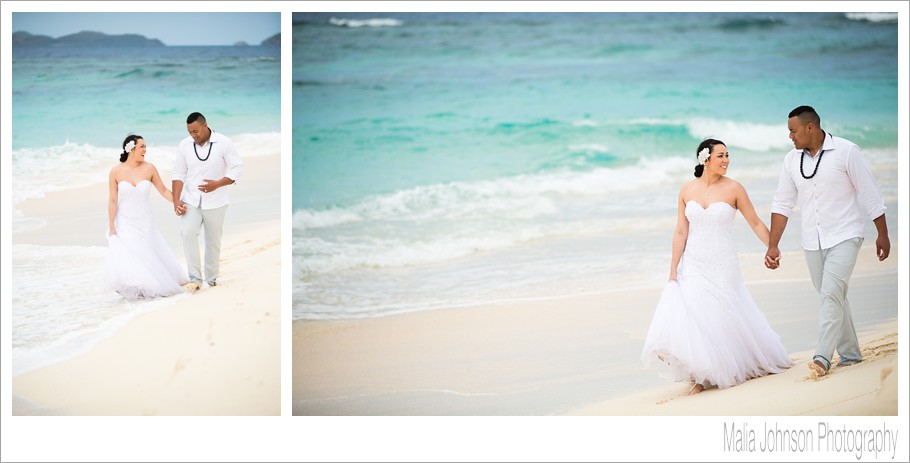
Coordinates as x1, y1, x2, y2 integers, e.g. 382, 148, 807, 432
170, 355, 191, 382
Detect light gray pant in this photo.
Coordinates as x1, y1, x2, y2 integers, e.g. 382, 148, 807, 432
804, 237, 863, 370
181, 204, 228, 285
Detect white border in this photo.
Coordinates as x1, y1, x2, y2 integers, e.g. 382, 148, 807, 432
279, 0, 294, 436
2, 2, 907, 462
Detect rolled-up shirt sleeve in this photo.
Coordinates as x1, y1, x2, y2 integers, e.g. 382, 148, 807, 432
223, 139, 244, 184
173, 141, 188, 183
846, 146, 887, 220
770, 153, 797, 218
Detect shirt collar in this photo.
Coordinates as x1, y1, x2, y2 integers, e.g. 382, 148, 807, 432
802, 130, 834, 156
195, 129, 216, 148
820, 130, 835, 152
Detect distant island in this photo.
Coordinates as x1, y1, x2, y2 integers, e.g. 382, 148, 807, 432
260, 33, 280, 46
13, 31, 165, 47
13, 30, 281, 47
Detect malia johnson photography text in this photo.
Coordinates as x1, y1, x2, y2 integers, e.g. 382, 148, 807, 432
724, 422, 899, 460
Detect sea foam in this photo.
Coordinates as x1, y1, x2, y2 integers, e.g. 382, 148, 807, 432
329, 17, 403, 28
845, 12, 898, 23
294, 156, 688, 232
629, 117, 792, 152
11, 244, 189, 376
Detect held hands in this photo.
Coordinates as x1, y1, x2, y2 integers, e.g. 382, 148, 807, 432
764, 246, 781, 270
174, 202, 186, 216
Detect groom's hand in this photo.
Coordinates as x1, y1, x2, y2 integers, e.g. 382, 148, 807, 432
174, 202, 186, 216
876, 234, 891, 261
199, 179, 224, 193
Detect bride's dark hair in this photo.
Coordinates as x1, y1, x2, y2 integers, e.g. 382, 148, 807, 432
694, 138, 725, 178
120, 134, 143, 162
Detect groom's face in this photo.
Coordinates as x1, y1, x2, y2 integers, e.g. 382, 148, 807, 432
787, 116, 809, 150
187, 121, 210, 145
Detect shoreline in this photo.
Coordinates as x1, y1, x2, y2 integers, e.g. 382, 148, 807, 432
12, 289, 193, 377
12, 222, 281, 416
293, 242, 898, 416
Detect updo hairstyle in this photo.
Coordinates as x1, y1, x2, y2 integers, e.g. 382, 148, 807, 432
694, 138, 725, 178
120, 134, 143, 162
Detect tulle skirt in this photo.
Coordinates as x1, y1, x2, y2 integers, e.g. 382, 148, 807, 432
641, 278, 793, 389
105, 218, 188, 300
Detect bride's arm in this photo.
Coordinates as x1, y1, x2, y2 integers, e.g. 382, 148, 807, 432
669, 188, 689, 281
108, 169, 119, 236
735, 182, 770, 247
149, 165, 174, 202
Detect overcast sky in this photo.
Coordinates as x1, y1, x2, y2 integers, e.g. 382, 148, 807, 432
13, 12, 280, 46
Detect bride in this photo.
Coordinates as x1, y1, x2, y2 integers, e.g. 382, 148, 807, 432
641, 138, 792, 394
106, 134, 188, 299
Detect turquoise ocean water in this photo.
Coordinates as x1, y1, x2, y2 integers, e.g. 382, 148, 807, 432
292, 12, 898, 321
12, 43, 280, 375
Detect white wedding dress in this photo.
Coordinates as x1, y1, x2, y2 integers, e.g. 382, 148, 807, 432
106, 179, 187, 300
641, 200, 792, 389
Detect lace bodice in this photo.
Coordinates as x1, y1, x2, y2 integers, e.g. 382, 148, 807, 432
117, 179, 154, 221
679, 200, 740, 284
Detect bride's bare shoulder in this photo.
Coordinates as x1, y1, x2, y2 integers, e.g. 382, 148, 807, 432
681, 179, 700, 190
679, 179, 699, 195
721, 176, 746, 192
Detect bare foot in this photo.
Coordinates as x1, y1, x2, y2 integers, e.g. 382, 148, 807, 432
183, 282, 201, 293
808, 359, 827, 378
687, 383, 704, 395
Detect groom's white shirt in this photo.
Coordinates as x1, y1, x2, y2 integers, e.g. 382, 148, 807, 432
174, 130, 244, 209
771, 131, 886, 251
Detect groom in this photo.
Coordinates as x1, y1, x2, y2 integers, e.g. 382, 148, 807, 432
173, 112, 244, 291
764, 105, 890, 377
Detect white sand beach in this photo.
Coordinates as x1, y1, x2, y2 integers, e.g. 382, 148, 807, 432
567, 327, 898, 416
293, 242, 899, 416
12, 155, 281, 416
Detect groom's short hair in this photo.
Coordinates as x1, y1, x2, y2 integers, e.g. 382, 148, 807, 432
186, 112, 207, 125
789, 105, 820, 127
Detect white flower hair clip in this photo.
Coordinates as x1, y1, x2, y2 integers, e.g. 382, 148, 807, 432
697, 147, 710, 165
124, 140, 136, 153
